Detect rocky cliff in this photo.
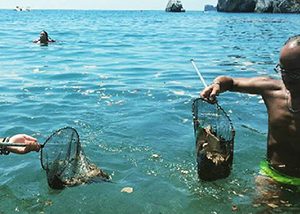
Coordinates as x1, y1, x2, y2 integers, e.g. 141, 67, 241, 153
217, 0, 256, 12
204, 5, 217, 11
217, 0, 300, 13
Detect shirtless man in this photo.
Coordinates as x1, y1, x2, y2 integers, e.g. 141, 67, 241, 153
201, 35, 300, 187
0, 134, 40, 154
33, 30, 55, 44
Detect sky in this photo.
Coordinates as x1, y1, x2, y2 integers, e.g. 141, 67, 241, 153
0, 0, 218, 11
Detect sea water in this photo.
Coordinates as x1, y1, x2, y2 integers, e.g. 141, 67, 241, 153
0, 10, 300, 213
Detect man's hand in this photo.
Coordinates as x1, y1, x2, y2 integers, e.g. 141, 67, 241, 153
8, 134, 40, 154
200, 83, 221, 103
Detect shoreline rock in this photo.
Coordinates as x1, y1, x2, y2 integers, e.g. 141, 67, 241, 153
217, 0, 300, 13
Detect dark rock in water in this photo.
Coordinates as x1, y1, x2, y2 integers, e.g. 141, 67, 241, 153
204, 5, 217, 11
217, 0, 300, 13
165, 0, 185, 12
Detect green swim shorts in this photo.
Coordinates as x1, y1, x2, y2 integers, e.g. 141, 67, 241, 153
260, 161, 300, 186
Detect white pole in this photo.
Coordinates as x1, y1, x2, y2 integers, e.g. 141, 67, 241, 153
190, 59, 208, 88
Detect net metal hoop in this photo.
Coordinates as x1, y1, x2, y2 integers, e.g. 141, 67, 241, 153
192, 97, 236, 181
40, 127, 80, 171
192, 97, 235, 142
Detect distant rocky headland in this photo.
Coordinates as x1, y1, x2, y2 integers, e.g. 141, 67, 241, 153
217, 0, 300, 13
204, 5, 217, 11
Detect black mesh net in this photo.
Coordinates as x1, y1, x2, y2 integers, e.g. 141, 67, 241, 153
192, 98, 235, 181
41, 127, 109, 189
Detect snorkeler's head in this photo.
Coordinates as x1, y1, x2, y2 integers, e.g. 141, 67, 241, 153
39, 30, 49, 41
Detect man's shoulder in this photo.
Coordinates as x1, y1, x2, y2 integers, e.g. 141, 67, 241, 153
262, 76, 284, 92
250, 76, 283, 92
254, 76, 278, 81
255, 76, 281, 84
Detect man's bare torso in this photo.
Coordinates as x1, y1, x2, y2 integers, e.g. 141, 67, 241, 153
263, 79, 300, 177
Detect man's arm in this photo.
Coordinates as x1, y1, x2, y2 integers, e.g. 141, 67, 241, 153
200, 76, 279, 101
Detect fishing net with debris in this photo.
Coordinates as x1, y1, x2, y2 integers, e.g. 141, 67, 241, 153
41, 127, 109, 189
192, 98, 235, 181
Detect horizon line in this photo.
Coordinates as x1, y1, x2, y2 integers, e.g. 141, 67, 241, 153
0, 8, 206, 11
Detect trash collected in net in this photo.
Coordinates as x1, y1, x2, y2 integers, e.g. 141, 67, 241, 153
192, 98, 235, 181
41, 127, 110, 189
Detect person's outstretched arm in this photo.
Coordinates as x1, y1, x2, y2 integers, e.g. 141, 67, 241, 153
48, 38, 55, 42
1, 134, 40, 154
200, 76, 278, 102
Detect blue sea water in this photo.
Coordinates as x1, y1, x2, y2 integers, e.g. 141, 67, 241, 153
0, 9, 300, 213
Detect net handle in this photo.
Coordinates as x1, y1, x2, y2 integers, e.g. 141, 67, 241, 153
190, 59, 208, 88
191, 59, 220, 104
0, 143, 26, 147
0, 127, 77, 149
0, 142, 44, 148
